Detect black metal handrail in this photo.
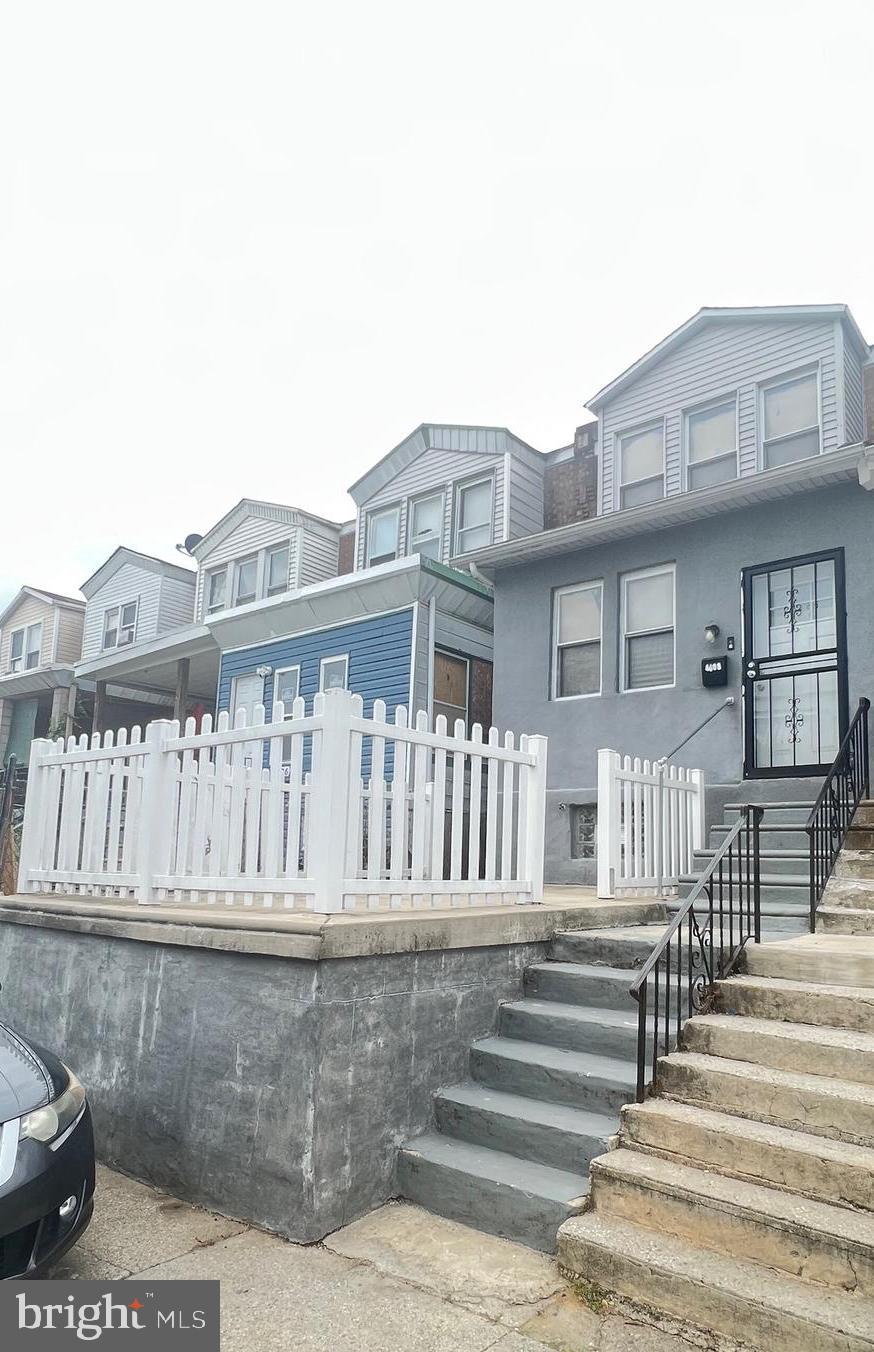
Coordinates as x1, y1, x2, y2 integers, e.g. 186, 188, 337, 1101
807, 697, 870, 931
630, 804, 763, 1102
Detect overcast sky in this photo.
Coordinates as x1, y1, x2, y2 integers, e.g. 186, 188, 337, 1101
1, 0, 872, 608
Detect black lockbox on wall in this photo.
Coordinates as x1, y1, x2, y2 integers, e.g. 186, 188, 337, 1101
701, 655, 729, 688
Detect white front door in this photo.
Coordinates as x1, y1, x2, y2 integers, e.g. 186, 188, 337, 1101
230, 673, 264, 725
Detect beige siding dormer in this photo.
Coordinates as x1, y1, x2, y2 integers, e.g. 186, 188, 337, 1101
0, 591, 85, 674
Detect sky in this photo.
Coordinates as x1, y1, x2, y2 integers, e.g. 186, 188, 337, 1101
1, 0, 872, 609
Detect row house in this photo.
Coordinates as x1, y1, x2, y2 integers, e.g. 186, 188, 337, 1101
0, 588, 85, 763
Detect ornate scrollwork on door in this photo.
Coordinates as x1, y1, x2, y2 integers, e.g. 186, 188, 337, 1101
784, 696, 804, 744
783, 586, 802, 632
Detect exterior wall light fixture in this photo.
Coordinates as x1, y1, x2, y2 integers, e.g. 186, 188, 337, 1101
703, 623, 720, 645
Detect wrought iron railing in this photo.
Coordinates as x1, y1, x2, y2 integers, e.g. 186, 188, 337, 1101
807, 697, 870, 931
630, 804, 763, 1102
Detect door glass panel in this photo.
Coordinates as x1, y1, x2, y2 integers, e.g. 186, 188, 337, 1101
817, 670, 839, 764
815, 561, 836, 648
791, 563, 816, 655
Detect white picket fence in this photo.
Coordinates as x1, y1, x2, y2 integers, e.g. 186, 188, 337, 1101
17, 689, 548, 913
596, 748, 704, 898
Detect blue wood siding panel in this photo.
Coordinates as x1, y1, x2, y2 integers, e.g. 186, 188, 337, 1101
217, 608, 414, 720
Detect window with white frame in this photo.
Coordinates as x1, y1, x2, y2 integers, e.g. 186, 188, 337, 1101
266, 543, 290, 596
455, 478, 493, 553
761, 370, 820, 468
553, 581, 602, 698
273, 664, 301, 711
10, 622, 42, 672
686, 398, 737, 489
233, 555, 258, 606
618, 424, 665, 508
408, 492, 443, 561
621, 565, 675, 691
102, 601, 138, 651
367, 507, 400, 567
205, 568, 227, 615
319, 654, 349, 691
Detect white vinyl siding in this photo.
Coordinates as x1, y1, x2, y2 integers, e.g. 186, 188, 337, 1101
843, 342, 865, 444
194, 517, 299, 620
54, 607, 85, 665
621, 565, 676, 692
156, 575, 197, 632
598, 320, 840, 514
298, 529, 340, 587
552, 581, 602, 699
82, 562, 195, 659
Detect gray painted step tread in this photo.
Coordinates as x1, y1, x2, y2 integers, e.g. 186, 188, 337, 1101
559, 1212, 874, 1343
595, 1147, 874, 1250
553, 925, 667, 943
504, 998, 641, 1032
400, 1132, 589, 1204
437, 1082, 617, 1140
473, 1036, 638, 1087
528, 960, 640, 982
664, 1051, 874, 1108
678, 873, 808, 887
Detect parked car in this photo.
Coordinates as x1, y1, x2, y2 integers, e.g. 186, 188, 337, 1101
0, 1021, 95, 1276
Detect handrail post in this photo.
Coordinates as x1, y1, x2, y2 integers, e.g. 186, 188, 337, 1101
751, 805, 763, 944
596, 748, 619, 898
523, 735, 548, 902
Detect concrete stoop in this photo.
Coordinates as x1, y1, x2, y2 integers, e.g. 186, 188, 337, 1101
818, 802, 874, 935
396, 909, 667, 1252
557, 932, 874, 1351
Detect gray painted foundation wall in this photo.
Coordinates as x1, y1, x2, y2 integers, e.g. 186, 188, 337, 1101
0, 922, 546, 1241
492, 481, 874, 884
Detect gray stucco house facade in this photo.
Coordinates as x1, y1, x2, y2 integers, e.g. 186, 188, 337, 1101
460, 305, 874, 883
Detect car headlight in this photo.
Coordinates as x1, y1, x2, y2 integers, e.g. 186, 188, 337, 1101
19, 1070, 86, 1144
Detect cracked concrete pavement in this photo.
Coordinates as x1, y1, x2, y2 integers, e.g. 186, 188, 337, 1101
53, 1166, 699, 1351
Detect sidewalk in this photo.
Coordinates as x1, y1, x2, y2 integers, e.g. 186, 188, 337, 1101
55, 1167, 698, 1351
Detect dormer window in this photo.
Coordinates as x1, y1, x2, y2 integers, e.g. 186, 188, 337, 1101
233, 556, 258, 606
102, 601, 138, 651
367, 507, 400, 567
266, 544, 289, 596
206, 568, 227, 615
686, 398, 738, 489
618, 424, 664, 508
455, 478, 493, 553
10, 622, 42, 672
761, 370, 820, 468
409, 492, 443, 561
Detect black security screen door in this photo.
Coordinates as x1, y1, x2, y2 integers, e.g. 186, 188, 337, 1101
742, 549, 848, 778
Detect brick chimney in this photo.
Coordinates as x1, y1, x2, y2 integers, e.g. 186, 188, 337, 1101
543, 421, 599, 529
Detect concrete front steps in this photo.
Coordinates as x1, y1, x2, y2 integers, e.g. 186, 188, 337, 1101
396, 909, 667, 1252
672, 800, 815, 937
817, 802, 874, 935
557, 932, 874, 1350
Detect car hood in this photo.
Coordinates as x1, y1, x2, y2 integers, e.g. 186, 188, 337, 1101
0, 1023, 66, 1124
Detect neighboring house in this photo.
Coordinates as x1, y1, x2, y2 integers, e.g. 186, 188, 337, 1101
0, 587, 85, 763
76, 548, 201, 732
462, 305, 874, 882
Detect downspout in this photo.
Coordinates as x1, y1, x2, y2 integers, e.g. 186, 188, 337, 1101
426, 598, 436, 721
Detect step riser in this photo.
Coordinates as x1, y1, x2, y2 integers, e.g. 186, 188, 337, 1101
470, 1045, 631, 1114
823, 880, 874, 910
658, 1060, 874, 1148
666, 905, 808, 933
715, 979, 874, 1033
621, 1106, 874, 1214
550, 933, 658, 967
677, 881, 808, 906
692, 852, 808, 878
855, 803, 874, 827
835, 856, 874, 882
722, 806, 814, 825
711, 827, 809, 851
681, 1021, 874, 1087
396, 1150, 583, 1252
591, 1170, 874, 1297
500, 1004, 639, 1060
524, 966, 635, 1010
848, 829, 874, 852
433, 1094, 610, 1175
743, 946, 874, 989
557, 1227, 866, 1352
818, 909, 874, 935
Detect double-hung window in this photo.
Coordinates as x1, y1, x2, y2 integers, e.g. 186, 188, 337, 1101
234, 556, 258, 606
102, 601, 138, 650
10, 622, 42, 672
408, 492, 443, 561
367, 507, 400, 567
686, 398, 738, 489
319, 654, 349, 692
761, 369, 820, 468
621, 565, 675, 691
618, 424, 665, 508
455, 479, 493, 553
266, 544, 289, 596
205, 568, 227, 615
553, 582, 602, 698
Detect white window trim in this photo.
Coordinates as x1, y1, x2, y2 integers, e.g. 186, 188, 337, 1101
620, 563, 677, 694
102, 598, 139, 651
366, 505, 402, 567
407, 490, 445, 561
551, 580, 603, 701
615, 420, 666, 510
232, 554, 259, 607
272, 664, 301, 712
757, 363, 822, 470
453, 475, 495, 555
682, 392, 740, 491
205, 565, 230, 615
265, 541, 292, 596
319, 653, 349, 692
9, 622, 42, 672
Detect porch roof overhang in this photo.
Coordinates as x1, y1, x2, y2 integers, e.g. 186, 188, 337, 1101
74, 626, 220, 702
206, 556, 494, 651
459, 444, 874, 576
0, 664, 76, 699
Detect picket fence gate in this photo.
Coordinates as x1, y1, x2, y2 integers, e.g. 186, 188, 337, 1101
17, 689, 548, 913
596, 748, 705, 898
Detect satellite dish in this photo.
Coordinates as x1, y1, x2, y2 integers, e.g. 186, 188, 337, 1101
183, 533, 204, 553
